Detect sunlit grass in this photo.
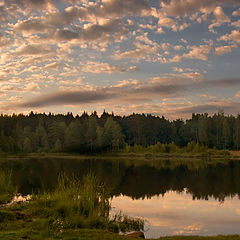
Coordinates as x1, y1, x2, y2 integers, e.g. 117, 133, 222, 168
26, 173, 144, 235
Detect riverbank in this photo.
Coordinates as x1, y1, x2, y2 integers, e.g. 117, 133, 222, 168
0, 149, 238, 161
1, 228, 240, 240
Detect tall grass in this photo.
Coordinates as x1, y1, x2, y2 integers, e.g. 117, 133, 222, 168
51, 173, 110, 219
0, 170, 15, 204
31, 173, 144, 234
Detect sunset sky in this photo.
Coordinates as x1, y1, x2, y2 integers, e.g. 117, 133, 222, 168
0, 0, 240, 119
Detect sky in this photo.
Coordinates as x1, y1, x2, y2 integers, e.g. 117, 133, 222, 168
0, 0, 240, 119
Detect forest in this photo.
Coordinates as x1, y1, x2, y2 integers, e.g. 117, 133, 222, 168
0, 110, 239, 153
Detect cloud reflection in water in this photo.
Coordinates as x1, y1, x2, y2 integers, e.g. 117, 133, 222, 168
112, 190, 240, 238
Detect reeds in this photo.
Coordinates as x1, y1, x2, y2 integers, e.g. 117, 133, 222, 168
0, 170, 15, 204
31, 173, 144, 234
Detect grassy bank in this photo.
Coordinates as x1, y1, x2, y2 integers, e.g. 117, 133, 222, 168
0, 140, 236, 161
0, 171, 144, 239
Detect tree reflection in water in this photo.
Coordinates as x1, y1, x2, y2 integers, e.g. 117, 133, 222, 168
0, 157, 240, 202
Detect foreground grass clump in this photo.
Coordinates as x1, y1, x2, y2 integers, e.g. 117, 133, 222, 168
0, 170, 15, 204
17, 173, 144, 235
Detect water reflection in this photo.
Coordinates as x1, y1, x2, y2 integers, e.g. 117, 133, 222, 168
0, 157, 240, 201
112, 191, 240, 238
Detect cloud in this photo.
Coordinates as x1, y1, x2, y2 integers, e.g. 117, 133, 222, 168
0, 84, 24, 92
44, 62, 59, 69
1, 0, 240, 117
54, 29, 79, 41
14, 18, 50, 33
231, 19, 240, 28
12, 4, 131, 45
209, 6, 230, 30
213, 6, 230, 22
13, 6, 89, 34
183, 44, 212, 61
47, 6, 89, 26
15, 77, 240, 109
155, 10, 190, 32
24, 82, 40, 91
173, 67, 184, 73
0, 35, 10, 48
19, 90, 113, 108
53, 19, 127, 42
176, 101, 240, 115
81, 61, 138, 74
214, 44, 238, 56
14, 44, 52, 56
96, 0, 151, 18
218, 30, 240, 43
139, 23, 156, 31
233, 8, 240, 16
158, 16, 176, 28
204, 78, 240, 87
235, 91, 240, 98
21, 0, 54, 8
181, 72, 203, 82
174, 224, 203, 235
0, 5, 5, 24
160, 0, 239, 17
170, 44, 212, 62
4, 0, 55, 10
112, 42, 159, 62
173, 45, 184, 51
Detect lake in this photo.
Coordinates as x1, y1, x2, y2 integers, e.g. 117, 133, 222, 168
1, 156, 240, 238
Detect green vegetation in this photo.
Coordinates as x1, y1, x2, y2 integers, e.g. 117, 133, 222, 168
0, 172, 143, 239
123, 141, 230, 157
0, 111, 239, 154
0, 170, 15, 204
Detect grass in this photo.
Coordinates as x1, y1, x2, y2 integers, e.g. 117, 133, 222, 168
0, 172, 144, 238
0, 170, 16, 204
29, 173, 143, 233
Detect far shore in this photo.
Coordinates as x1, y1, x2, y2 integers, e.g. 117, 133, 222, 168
1, 150, 240, 161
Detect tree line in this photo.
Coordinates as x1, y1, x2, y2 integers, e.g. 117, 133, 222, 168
0, 110, 239, 153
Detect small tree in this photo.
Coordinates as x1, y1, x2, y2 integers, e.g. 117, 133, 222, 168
103, 117, 125, 151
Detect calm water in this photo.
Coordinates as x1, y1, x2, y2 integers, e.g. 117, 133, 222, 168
1, 157, 240, 238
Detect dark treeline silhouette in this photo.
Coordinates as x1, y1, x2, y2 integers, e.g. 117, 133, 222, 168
0, 110, 240, 153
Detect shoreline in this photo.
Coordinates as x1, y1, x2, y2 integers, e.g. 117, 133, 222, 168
1, 228, 240, 240
1, 150, 239, 160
